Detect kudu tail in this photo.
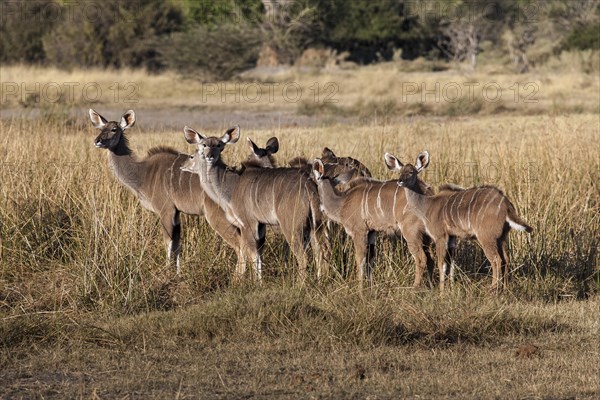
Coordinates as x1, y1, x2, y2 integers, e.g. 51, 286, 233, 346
506, 204, 533, 234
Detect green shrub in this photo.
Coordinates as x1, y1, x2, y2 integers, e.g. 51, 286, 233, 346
562, 23, 600, 51
158, 23, 262, 80
42, 0, 185, 70
0, 0, 57, 64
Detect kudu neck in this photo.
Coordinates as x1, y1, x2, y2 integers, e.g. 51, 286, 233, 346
110, 134, 133, 156
414, 178, 432, 196
404, 186, 434, 216
106, 134, 143, 192
201, 157, 238, 205
318, 178, 344, 222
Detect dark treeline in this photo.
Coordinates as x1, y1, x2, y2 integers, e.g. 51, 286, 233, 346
0, 0, 598, 78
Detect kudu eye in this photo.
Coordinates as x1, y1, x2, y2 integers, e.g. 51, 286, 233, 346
111, 128, 117, 132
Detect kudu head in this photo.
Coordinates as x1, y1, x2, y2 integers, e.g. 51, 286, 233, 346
244, 137, 279, 168
89, 109, 135, 150
386, 151, 430, 190
311, 158, 355, 187
321, 147, 372, 178
180, 125, 241, 173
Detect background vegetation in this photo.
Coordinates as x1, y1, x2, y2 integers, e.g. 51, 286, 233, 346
1, 0, 599, 78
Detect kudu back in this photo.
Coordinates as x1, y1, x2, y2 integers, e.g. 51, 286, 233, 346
88, 109, 243, 273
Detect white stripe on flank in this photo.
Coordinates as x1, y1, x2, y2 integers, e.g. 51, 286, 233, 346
362, 185, 371, 220
497, 192, 505, 214
254, 180, 261, 214
475, 189, 492, 226
376, 185, 384, 216
272, 181, 276, 216
455, 190, 467, 229
448, 193, 459, 228
169, 157, 177, 195
178, 154, 184, 189
393, 185, 399, 222
467, 188, 480, 229
479, 190, 498, 226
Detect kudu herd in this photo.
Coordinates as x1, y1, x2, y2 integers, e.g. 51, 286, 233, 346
89, 109, 532, 292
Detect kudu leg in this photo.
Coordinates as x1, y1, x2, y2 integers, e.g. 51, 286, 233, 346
500, 238, 510, 289
352, 232, 369, 284
240, 227, 262, 281
281, 223, 309, 283
406, 238, 427, 288
310, 223, 331, 280
480, 240, 503, 293
366, 231, 377, 283
160, 209, 181, 274
446, 236, 458, 288
203, 204, 246, 281
436, 238, 449, 291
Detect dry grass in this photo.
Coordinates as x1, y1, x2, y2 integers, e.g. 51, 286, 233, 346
2, 59, 599, 116
0, 63, 599, 398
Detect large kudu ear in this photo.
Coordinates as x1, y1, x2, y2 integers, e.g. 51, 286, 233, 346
120, 110, 135, 130
312, 159, 325, 181
183, 126, 204, 145
89, 109, 108, 129
384, 152, 403, 171
415, 150, 430, 172
222, 125, 240, 144
321, 147, 338, 163
246, 137, 263, 156
265, 137, 279, 154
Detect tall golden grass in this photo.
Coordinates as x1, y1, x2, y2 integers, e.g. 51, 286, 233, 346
0, 113, 597, 313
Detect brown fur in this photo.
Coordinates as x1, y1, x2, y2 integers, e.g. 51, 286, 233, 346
182, 127, 329, 281
89, 109, 243, 274
245, 140, 371, 190
403, 183, 533, 291
147, 146, 180, 157
312, 151, 433, 285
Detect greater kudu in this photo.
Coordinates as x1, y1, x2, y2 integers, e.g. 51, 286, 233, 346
89, 109, 243, 273
181, 126, 328, 281
312, 151, 433, 285
400, 179, 533, 291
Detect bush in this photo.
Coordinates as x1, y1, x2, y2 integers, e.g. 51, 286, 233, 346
0, 0, 58, 64
562, 23, 600, 51
42, 0, 185, 70
158, 23, 262, 80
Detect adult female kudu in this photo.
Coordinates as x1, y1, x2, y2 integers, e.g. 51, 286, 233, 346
181, 126, 329, 281
312, 151, 434, 286
89, 109, 243, 273
400, 179, 533, 291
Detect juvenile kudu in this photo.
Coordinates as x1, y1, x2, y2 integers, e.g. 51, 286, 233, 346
181, 126, 328, 281
89, 109, 243, 273
244, 139, 374, 271
400, 178, 533, 291
289, 148, 372, 191
245, 139, 372, 187
312, 151, 433, 285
